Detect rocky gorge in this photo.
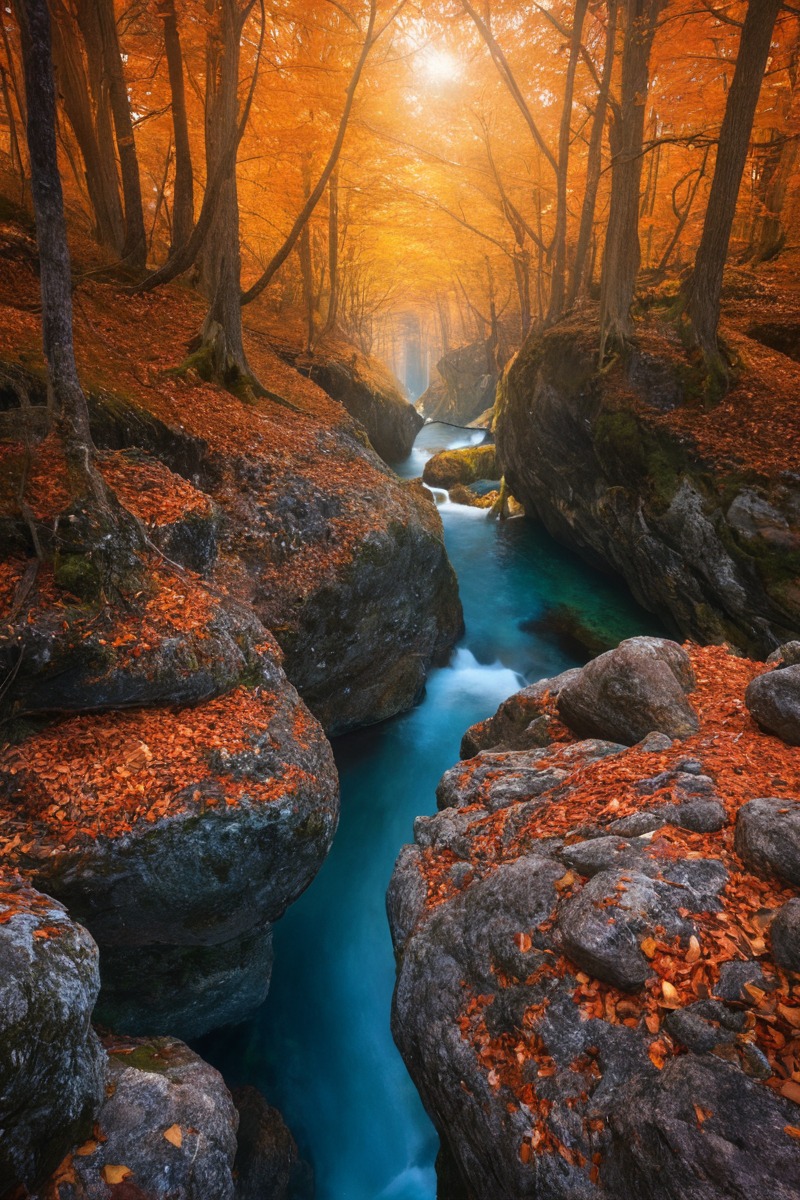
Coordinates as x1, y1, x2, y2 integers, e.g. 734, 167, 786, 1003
0, 211, 460, 1198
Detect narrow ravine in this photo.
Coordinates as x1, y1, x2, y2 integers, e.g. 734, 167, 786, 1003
198, 424, 663, 1199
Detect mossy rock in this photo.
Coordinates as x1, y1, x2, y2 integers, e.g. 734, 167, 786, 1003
422, 444, 498, 489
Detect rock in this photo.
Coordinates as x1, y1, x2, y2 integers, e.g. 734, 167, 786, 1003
714, 960, 772, 1003
416, 340, 500, 425
48, 1036, 240, 1200
556, 862, 726, 991
447, 483, 497, 509
770, 898, 800, 973
0, 561, 271, 721
735, 797, 800, 886
495, 316, 800, 655
603, 1055, 800, 1200
84, 345, 462, 736
663, 1001, 741, 1053
386, 844, 428, 956
0, 879, 104, 1196
232, 1085, 309, 1200
768, 640, 800, 666
745, 664, 800, 745
460, 668, 581, 757
0, 654, 339, 1039
300, 355, 423, 463
556, 637, 699, 745
422, 444, 497, 489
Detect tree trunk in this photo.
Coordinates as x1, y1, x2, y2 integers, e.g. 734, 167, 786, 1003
323, 168, 340, 335
683, 0, 782, 364
547, 0, 589, 323
750, 132, 799, 262
599, 0, 664, 358
13, 0, 142, 586
77, 0, 146, 270
299, 159, 315, 351
159, 0, 194, 255
569, 0, 618, 306
49, 0, 125, 254
195, 0, 251, 384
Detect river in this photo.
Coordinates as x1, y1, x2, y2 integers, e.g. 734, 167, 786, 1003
198, 423, 661, 1199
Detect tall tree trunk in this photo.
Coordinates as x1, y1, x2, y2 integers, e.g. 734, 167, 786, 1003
76, 0, 146, 270
750, 132, 799, 262
196, 0, 251, 384
547, 0, 590, 323
49, 0, 125, 254
13, 0, 142, 585
682, 0, 782, 365
323, 168, 340, 335
599, 0, 664, 358
158, 0, 194, 254
299, 158, 315, 351
569, 0, 618, 306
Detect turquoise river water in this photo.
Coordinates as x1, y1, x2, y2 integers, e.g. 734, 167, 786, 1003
199, 424, 661, 1199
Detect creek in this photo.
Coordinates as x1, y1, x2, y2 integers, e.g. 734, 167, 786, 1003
199, 423, 661, 1199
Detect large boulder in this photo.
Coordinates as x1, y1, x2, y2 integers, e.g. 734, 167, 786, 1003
770, 898, 800, 973
460, 668, 581, 756
422, 444, 497, 489
735, 797, 800, 887
556, 636, 699, 745
0, 879, 104, 1196
37, 1036, 239, 1200
745, 664, 800, 745
0, 558, 269, 721
0, 652, 339, 1039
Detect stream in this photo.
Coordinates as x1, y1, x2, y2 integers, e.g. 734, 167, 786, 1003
199, 423, 662, 1199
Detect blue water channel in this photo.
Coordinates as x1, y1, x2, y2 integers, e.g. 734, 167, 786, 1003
199, 424, 661, 1198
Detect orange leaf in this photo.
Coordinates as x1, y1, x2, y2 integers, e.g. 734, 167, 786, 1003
163, 1124, 183, 1148
102, 1165, 132, 1185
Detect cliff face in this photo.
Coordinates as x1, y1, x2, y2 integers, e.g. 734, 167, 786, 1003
417, 341, 499, 427
495, 314, 800, 657
389, 640, 800, 1200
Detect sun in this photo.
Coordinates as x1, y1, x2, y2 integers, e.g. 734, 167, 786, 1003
419, 47, 461, 85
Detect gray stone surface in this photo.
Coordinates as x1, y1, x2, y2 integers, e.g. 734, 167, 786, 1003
557, 637, 699, 745
735, 796, 800, 886
746, 664, 800, 745
0, 881, 104, 1195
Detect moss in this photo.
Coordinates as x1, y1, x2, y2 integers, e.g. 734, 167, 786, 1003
53, 553, 103, 601
593, 408, 686, 511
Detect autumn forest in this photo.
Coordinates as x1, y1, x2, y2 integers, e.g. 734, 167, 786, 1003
1, 1, 800, 1199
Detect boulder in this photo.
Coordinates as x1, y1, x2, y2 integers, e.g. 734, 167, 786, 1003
0, 879, 104, 1195
770, 898, 800, 973
556, 860, 727, 991
0, 654, 339, 1039
603, 1055, 800, 1200
556, 637, 699, 745
422, 444, 497, 489
301, 357, 423, 463
232, 1085, 311, 1200
416, 340, 500, 425
734, 797, 800, 887
767, 641, 800, 667
745, 664, 800, 745
41, 1036, 239, 1200
0, 559, 269, 720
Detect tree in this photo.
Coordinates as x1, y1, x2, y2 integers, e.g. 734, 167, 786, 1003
12, 0, 142, 587
158, 0, 194, 255
682, 0, 783, 372
599, 0, 665, 359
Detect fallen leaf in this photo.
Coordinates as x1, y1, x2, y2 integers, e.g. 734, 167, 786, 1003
641, 936, 658, 959
685, 936, 701, 963
163, 1124, 183, 1148
102, 1165, 132, 1185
